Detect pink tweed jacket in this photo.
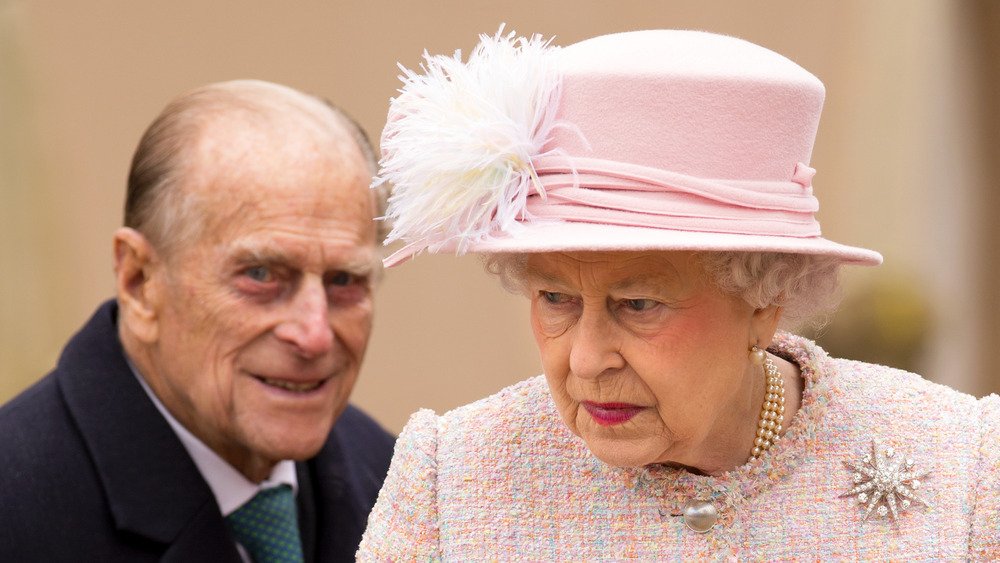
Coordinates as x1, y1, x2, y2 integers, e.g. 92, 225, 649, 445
358, 334, 1000, 560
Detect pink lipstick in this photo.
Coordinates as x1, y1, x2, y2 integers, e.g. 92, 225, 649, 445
582, 402, 643, 426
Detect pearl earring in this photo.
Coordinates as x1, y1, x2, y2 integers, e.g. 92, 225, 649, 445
749, 345, 767, 365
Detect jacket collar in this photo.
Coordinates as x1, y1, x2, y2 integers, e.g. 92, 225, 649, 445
56, 300, 240, 560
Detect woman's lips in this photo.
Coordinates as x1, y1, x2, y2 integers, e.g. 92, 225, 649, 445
582, 402, 643, 426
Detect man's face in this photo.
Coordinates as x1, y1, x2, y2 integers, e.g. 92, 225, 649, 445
142, 119, 377, 478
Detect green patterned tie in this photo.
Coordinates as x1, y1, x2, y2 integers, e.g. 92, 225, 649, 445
226, 485, 304, 563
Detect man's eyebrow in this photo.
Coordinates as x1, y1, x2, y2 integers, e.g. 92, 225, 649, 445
224, 244, 284, 264
223, 243, 377, 276
336, 254, 377, 276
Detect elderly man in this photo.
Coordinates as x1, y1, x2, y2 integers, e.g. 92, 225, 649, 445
0, 80, 395, 562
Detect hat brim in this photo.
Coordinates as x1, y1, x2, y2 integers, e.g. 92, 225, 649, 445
384, 221, 883, 268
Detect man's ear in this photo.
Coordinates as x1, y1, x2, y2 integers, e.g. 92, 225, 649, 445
750, 304, 783, 350
113, 227, 162, 344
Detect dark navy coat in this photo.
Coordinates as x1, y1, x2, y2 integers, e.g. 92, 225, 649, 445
0, 300, 394, 562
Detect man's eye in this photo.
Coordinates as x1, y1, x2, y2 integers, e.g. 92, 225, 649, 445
329, 272, 355, 286
245, 266, 273, 282
625, 299, 657, 311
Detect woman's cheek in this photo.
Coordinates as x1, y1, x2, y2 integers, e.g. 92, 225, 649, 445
532, 305, 576, 339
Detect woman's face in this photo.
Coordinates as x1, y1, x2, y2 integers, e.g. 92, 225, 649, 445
526, 250, 770, 470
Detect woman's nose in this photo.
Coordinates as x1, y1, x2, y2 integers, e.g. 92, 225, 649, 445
568, 308, 625, 379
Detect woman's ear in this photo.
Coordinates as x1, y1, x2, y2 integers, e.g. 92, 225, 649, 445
750, 304, 783, 350
113, 227, 162, 344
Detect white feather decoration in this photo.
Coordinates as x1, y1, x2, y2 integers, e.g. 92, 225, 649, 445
376, 27, 562, 255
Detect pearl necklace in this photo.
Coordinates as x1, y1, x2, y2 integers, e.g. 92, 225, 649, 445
748, 348, 785, 462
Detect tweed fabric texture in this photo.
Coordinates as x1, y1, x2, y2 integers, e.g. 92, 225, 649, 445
357, 334, 1000, 561
227, 485, 304, 563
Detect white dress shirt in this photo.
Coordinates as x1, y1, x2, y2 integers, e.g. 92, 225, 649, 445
130, 361, 298, 561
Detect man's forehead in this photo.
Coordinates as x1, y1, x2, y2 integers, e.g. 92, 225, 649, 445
195, 115, 346, 167
181, 118, 369, 203
162, 89, 376, 254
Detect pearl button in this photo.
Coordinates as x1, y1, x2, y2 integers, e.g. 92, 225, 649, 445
682, 499, 718, 533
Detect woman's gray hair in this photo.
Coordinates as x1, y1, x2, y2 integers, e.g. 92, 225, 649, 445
697, 251, 842, 330
482, 251, 842, 331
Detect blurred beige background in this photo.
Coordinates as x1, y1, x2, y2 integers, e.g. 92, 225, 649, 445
2, 1, 998, 433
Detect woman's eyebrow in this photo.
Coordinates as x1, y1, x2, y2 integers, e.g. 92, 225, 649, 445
611, 269, 679, 288
524, 268, 565, 287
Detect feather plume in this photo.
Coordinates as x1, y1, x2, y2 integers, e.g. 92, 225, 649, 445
375, 27, 562, 255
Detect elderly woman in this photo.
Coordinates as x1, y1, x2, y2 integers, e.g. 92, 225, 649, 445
358, 30, 1000, 559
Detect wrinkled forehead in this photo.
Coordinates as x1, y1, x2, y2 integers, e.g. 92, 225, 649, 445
184, 104, 371, 199
199, 102, 355, 166
164, 125, 373, 252
525, 250, 704, 288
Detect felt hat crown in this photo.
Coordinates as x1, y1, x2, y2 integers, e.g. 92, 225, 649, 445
377, 28, 882, 267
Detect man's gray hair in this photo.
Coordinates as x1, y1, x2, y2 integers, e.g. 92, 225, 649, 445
123, 80, 386, 258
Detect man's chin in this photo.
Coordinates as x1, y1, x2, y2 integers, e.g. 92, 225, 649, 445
233, 436, 328, 481
232, 400, 343, 470
256, 426, 333, 462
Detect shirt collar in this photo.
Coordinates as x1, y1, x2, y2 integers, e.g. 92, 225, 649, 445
127, 357, 298, 516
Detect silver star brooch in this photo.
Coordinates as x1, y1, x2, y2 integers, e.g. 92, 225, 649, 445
839, 440, 932, 522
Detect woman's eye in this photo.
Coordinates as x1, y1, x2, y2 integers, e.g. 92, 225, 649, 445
245, 266, 273, 282
542, 291, 566, 304
625, 298, 657, 311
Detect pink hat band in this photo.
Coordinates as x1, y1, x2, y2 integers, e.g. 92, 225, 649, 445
528, 156, 821, 239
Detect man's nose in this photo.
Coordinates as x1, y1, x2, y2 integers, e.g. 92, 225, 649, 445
274, 282, 335, 358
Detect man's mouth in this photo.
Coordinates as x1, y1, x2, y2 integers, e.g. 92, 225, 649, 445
257, 377, 325, 393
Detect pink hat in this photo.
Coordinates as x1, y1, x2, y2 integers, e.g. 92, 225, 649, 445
377, 28, 882, 267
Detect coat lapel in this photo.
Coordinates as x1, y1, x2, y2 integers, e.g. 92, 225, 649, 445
296, 462, 318, 563
302, 417, 381, 563
56, 301, 241, 561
